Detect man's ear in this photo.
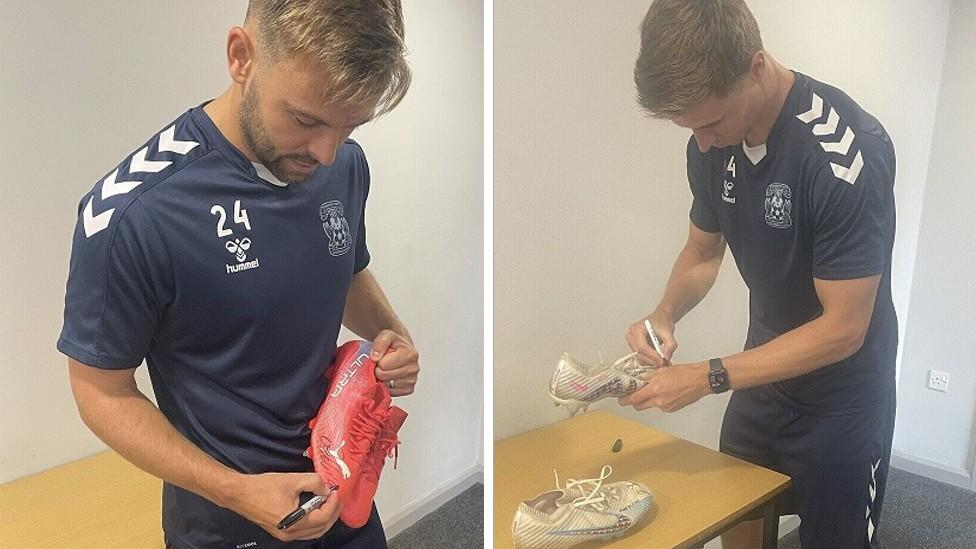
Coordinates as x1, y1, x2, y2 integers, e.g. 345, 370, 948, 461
748, 50, 767, 82
226, 26, 256, 87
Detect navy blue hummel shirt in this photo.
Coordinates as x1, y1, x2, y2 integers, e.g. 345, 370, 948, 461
58, 104, 371, 547
687, 72, 898, 414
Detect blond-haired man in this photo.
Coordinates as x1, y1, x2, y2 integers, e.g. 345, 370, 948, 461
621, 1, 897, 548
58, 2, 418, 547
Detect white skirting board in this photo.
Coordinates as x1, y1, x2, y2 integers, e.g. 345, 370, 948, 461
890, 450, 974, 491
382, 465, 484, 539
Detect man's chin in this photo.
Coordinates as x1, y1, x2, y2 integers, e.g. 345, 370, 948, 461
281, 172, 314, 184
267, 163, 316, 184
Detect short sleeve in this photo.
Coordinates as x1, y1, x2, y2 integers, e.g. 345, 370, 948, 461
687, 137, 720, 233
58, 197, 172, 369
353, 147, 371, 273
811, 142, 895, 280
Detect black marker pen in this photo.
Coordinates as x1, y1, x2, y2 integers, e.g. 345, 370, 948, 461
277, 494, 328, 530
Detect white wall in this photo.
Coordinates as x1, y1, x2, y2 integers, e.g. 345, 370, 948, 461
493, 0, 950, 450
493, 0, 742, 446
892, 0, 976, 488
350, 0, 486, 528
0, 0, 483, 534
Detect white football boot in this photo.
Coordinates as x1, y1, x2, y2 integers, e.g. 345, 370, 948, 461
511, 465, 653, 549
549, 352, 654, 416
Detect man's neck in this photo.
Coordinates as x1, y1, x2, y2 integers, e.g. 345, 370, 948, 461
203, 89, 258, 162
744, 62, 795, 147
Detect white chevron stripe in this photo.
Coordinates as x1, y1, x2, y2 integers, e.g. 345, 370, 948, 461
83, 197, 114, 238
157, 125, 199, 155
797, 93, 823, 123
831, 150, 863, 185
100, 168, 141, 199
813, 108, 839, 136
82, 126, 196, 239
866, 457, 880, 542
820, 126, 855, 155
129, 147, 171, 173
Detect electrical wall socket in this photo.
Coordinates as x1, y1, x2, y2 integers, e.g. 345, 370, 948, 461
927, 369, 950, 392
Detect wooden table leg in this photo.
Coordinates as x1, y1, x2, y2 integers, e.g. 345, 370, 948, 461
761, 499, 779, 549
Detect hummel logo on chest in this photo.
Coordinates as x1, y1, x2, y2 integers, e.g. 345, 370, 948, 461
226, 258, 260, 274
722, 180, 736, 204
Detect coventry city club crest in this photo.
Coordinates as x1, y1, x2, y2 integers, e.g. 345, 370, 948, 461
319, 201, 352, 256
764, 182, 792, 229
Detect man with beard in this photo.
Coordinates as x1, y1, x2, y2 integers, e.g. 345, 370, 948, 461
58, 2, 419, 547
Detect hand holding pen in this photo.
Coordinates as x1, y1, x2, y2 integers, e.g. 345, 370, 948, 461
278, 493, 329, 530
228, 471, 339, 542
644, 319, 672, 367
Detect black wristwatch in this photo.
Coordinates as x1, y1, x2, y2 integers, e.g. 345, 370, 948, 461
708, 358, 731, 394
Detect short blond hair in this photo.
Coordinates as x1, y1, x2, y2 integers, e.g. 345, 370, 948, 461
246, 0, 411, 117
634, 0, 762, 118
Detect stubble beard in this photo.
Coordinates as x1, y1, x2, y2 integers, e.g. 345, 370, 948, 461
239, 82, 318, 184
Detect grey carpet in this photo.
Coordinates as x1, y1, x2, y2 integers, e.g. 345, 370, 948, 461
778, 467, 976, 549
389, 483, 483, 549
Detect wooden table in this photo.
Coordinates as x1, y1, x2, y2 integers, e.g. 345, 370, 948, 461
0, 451, 163, 549
494, 411, 790, 548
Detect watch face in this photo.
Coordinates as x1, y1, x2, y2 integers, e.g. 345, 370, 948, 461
709, 370, 730, 393
707, 358, 729, 393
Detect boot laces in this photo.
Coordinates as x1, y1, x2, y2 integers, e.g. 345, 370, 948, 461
365, 421, 402, 475
553, 465, 617, 512
610, 352, 654, 377
346, 397, 385, 459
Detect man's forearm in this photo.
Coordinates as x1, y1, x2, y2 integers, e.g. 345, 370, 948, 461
73, 383, 240, 508
656, 240, 725, 323
717, 312, 867, 390
342, 268, 411, 342
706, 275, 879, 390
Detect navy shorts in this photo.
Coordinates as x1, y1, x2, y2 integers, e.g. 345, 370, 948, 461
163, 483, 387, 549
720, 385, 895, 548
